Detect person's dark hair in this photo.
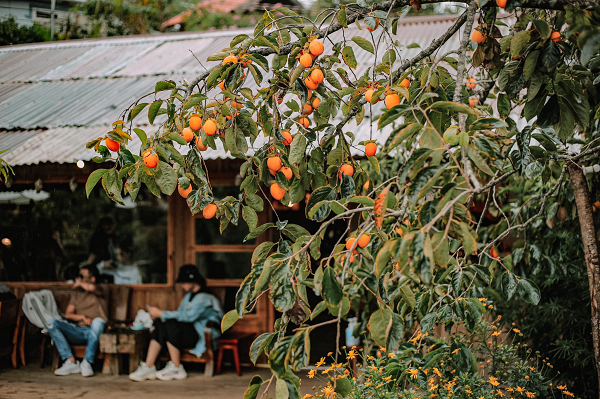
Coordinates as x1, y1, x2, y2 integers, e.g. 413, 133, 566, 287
98, 217, 115, 229
80, 264, 100, 281
117, 237, 133, 255
177, 264, 209, 293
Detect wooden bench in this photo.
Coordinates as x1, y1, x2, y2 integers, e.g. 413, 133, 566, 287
16, 285, 131, 369
158, 325, 216, 377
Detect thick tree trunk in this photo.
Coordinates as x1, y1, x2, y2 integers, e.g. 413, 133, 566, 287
567, 161, 600, 394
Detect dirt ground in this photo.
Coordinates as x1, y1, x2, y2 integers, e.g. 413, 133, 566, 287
0, 362, 285, 399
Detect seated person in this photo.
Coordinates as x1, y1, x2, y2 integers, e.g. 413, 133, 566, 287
97, 242, 142, 284
48, 265, 107, 377
129, 265, 223, 381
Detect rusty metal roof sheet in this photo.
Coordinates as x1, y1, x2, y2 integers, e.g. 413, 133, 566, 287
0, 15, 460, 165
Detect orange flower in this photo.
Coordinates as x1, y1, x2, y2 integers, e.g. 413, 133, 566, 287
489, 376, 500, 387
492, 331, 502, 336
557, 386, 567, 391
347, 350, 357, 360
513, 328, 521, 333
526, 392, 536, 398
408, 368, 419, 379
452, 348, 460, 354
316, 357, 326, 367
307, 369, 317, 378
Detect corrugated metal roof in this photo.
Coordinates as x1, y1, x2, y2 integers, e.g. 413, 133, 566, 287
0, 15, 460, 165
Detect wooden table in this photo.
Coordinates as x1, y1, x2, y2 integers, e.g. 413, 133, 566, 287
99, 328, 149, 375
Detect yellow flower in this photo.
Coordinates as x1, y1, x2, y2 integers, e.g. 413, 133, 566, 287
516, 387, 524, 393
322, 384, 335, 398
497, 390, 505, 397
513, 328, 521, 333
466, 390, 472, 394
347, 350, 357, 360
302, 395, 313, 399
308, 369, 317, 378
478, 298, 488, 302
489, 376, 500, 387
506, 388, 514, 392
369, 365, 378, 371
492, 331, 502, 336
384, 376, 392, 381
408, 368, 419, 379
557, 386, 567, 391
452, 348, 460, 354
564, 391, 574, 397
525, 392, 536, 398
344, 369, 350, 376
525, 375, 530, 380
327, 352, 333, 356
479, 396, 485, 399
316, 357, 326, 367
530, 367, 535, 371
367, 356, 374, 361
388, 352, 396, 358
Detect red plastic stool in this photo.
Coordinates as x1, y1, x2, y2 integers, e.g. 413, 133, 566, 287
215, 333, 253, 376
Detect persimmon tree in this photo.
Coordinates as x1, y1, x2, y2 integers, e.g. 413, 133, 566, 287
85, 0, 600, 396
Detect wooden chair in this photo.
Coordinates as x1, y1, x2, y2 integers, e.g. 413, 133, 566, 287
0, 298, 22, 369
158, 322, 217, 377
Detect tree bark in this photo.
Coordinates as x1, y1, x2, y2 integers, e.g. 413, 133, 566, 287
567, 161, 600, 394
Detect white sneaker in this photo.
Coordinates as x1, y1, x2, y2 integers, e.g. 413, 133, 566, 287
129, 362, 157, 382
81, 360, 94, 377
54, 359, 80, 376
156, 361, 187, 381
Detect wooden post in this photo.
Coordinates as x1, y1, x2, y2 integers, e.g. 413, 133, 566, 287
567, 161, 600, 393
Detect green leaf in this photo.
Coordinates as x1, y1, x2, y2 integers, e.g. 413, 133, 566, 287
375, 239, 399, 277
276, 378, 289, 399
249, 333, 276, 365
337, 5, 347, 27
518, 278, 541, 304
289, 134, 307, 167
168, 133, 187, 146
221, 309, 240, 332
466, 146, 494, 176
581, 30, 600, 65
243, 206, 258, 231
325, 69, 342, 90
322, 267, 342, 306
245, 223, 274, 241
183, 94, 208, 110
86, 169, 109, 198
427, 101, 475, 115
420, 312, 437, 333
306, 186, 336, 222
155, 80, 176, 93
386, 123, 422, 151
378, 104, 414, 130
459, 222, 477, 255
128, 103, 149, 122
510, 30, 531, 58
497, 93, 510, 119
155, 161, 177, 195
101, 168, 124, 205
502, 272, 518, 300
367, 308, 393, 347
532, 20, 550, 39
148, 100, 162, 124
524, 160, 543, 179
334, 377, 352, 397
252, 241, 276, 264
133, 128, 147, 146
351, 36, 374, 54
342, 46, 357, 69
243, 375, 264, 399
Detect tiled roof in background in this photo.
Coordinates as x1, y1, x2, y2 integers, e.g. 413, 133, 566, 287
0, 15, 463, 165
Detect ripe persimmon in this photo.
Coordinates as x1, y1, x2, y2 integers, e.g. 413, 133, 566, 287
312, 97, 321, 108
182, 127, 194, 143
496, 0, 506, 7
105, 138, 120, 152
339, 164, 354, 178
400, 78, 411, 89
365, 142, 377, 157
267, 156, 282, 172
196, 136, 208, 151
345, 237, 356, 251
282, 131, 293, 146
189, 115, 202, 131
178, 184, 192, 198
204, 119, 217, 136
203, 203, 217, 219
309, 39, 324, 56
466, 77, 477, 89
311, 69, 324, 84
302, 103, 313, 115
305, 76, 319, 90
219, 81, 226, 90
142, 150, 158, 168
222, 55, 238, 65
357, 234, 370, 248
385, 93, 400, 109
365, 89, 377, 104
471, 30, 486, 44
367, 18, 379, 32
550, 31, 561, 42
270, 182, 286, 200
298, 117, 310, 128
280, 166, 293, 180
469, 98, 478, 107
300, 53, 313, 68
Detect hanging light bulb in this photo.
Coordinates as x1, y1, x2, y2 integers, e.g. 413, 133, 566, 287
77, 160, 85, 168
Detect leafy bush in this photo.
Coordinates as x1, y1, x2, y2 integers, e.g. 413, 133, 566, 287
302, 318, 577, 399
0, 16, 50, 46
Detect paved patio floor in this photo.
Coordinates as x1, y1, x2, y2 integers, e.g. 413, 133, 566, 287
0, 363, 288, 399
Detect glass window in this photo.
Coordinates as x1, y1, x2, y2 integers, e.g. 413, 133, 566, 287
195, 218, 254, 246
0, 185, 168, 284
195, 251, 252, 279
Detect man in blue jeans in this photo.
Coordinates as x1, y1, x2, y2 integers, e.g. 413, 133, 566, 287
48, 265, 108, 377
